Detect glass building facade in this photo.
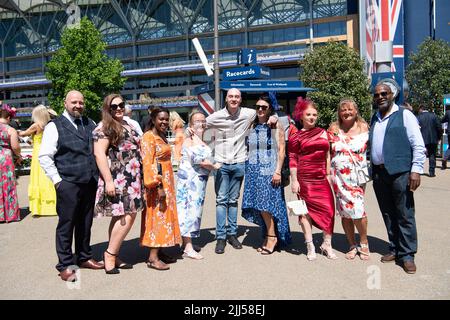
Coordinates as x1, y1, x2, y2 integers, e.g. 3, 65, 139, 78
0, 0, 358, 111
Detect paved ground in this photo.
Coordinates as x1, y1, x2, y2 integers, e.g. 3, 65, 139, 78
1, 160, 449, 300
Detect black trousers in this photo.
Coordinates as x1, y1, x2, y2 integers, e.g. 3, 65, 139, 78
425, 144, 437, 175
55, 178, 97, 272
372, 166, 417, 262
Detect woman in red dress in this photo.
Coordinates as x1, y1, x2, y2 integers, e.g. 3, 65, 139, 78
288, 97, 337, 261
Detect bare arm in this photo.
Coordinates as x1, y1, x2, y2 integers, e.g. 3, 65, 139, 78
18, 123, 40, 137
93, 137, 116, 197
8, 127, 21, 157
271, 123, 285, 186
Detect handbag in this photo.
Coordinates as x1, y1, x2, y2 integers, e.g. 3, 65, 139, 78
281, 159, 290, 187
348, 150, 371, 186
286, 199, 308, 216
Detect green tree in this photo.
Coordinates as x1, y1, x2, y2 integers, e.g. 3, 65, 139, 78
300, 42, 372, 128
46, 17, 125, 121
406, 37, 450, 117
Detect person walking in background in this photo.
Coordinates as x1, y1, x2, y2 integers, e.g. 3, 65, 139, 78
176, 111, 220, 260
242, 95, 292, 255
39, 90, 104, 282
141, 108, 181, 270
288, 97, 337, 261
416, 105, 442, 177
169, 111, 185, 166
123, 104, 143, 136
93, 94, 144, 274
440, 109, 450, 169
328, 99, 370, 260
370, 82, 426, 274
0, 104, 21, 223
19, 105, 57, 217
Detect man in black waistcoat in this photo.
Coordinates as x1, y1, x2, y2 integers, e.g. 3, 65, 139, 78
39, 90, 103, 282
417, 105, 442, 177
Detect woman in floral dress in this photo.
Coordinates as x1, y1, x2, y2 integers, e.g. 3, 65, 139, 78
176, 112, 220, 260
328, 98, 370, 260
141, 108, 181, 270
93, 94, 144, 274
0, 104, 21, 223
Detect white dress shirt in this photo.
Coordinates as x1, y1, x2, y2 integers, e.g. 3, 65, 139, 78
39, 110, 81, 185
124, 116, 143, 136
371, 104, 426, 174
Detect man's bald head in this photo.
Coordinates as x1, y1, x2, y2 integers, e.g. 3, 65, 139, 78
64, 90, 85, 118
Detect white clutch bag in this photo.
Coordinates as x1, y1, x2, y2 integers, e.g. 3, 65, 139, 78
287, 199, 308, 216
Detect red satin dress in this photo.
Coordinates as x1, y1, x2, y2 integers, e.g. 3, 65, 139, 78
288, 127, 335, 234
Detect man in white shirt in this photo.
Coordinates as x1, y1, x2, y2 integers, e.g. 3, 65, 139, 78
39, 90, 104, 282
123, 104, 143, 136
205, 88, 277, 254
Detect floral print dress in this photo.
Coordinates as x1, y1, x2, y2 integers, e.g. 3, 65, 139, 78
328, 130, 369, 219
93, 122, 144, 217
176, 143, 212, 238
0, 123, 20, 223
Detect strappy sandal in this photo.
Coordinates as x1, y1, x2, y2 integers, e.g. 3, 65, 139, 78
358, 243, 370, 261
146, 259, 170, 271
260, 235, 278, 255
183, 249, 204, 260
104, 250, 120, 274
345, 245, 359, 260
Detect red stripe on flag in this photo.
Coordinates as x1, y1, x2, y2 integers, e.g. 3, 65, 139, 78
381, 0, 390, 41
391, 0, 398, 25
393, 47, 404, 55
198, 94, 215, 115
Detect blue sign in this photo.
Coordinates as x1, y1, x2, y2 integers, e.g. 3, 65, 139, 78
221, 80, 314, 92
222, 66, 270, 81
237, 48, 257, 65
444, 95, 450, 106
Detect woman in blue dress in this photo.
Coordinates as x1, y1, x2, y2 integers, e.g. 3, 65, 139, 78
242, 95, 292, 254
176, 112, 220, 260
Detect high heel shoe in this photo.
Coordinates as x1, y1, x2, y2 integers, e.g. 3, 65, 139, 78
319, 240, 338, 260
305, 240, 317, 261
260, 235, 278, 255
358, 243, 370, 261
104, 250, 120, 274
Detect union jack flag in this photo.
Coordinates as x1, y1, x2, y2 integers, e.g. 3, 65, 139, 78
365, 0, 404, 76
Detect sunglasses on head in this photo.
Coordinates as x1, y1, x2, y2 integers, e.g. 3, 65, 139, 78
110, 102, 125, 110
254, 104, 269, 111
373, 91, 389, 99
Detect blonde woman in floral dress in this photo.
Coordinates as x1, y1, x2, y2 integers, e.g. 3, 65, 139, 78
328, 98, 370, 260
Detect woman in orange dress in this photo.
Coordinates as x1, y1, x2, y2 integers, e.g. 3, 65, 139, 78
169, 111, 185, 165
141, 108, 181, 270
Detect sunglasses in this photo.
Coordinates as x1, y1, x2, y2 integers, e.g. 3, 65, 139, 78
254, 104, 269, 111
373, 92, 389, 99
110, 102, 125, 110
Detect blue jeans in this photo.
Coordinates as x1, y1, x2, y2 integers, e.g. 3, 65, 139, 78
372, 166, 417, 262
214, 162, 245, 240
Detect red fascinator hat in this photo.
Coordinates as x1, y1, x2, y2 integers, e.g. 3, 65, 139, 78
292, 97, 314, 122
1, 104, 16, 118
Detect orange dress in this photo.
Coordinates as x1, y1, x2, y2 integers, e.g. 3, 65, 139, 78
140, 131, 181, 248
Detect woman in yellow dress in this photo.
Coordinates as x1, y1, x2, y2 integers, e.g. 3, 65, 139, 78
19, 105, 57, 216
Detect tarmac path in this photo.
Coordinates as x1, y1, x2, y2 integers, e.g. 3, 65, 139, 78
1, 160, 449, 300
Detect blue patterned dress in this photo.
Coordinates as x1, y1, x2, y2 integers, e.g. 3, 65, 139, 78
176, 143, 212, 238
242, 123, 292, 246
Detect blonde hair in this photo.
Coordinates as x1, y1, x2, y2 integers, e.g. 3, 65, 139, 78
32, 105, 51, 129
169, 111, 185, 130
330, 98, 367, 133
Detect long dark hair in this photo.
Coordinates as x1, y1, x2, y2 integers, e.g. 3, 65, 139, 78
146, 107, 169, 132
101, 94, 124, 147
252, 94, 274, 128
